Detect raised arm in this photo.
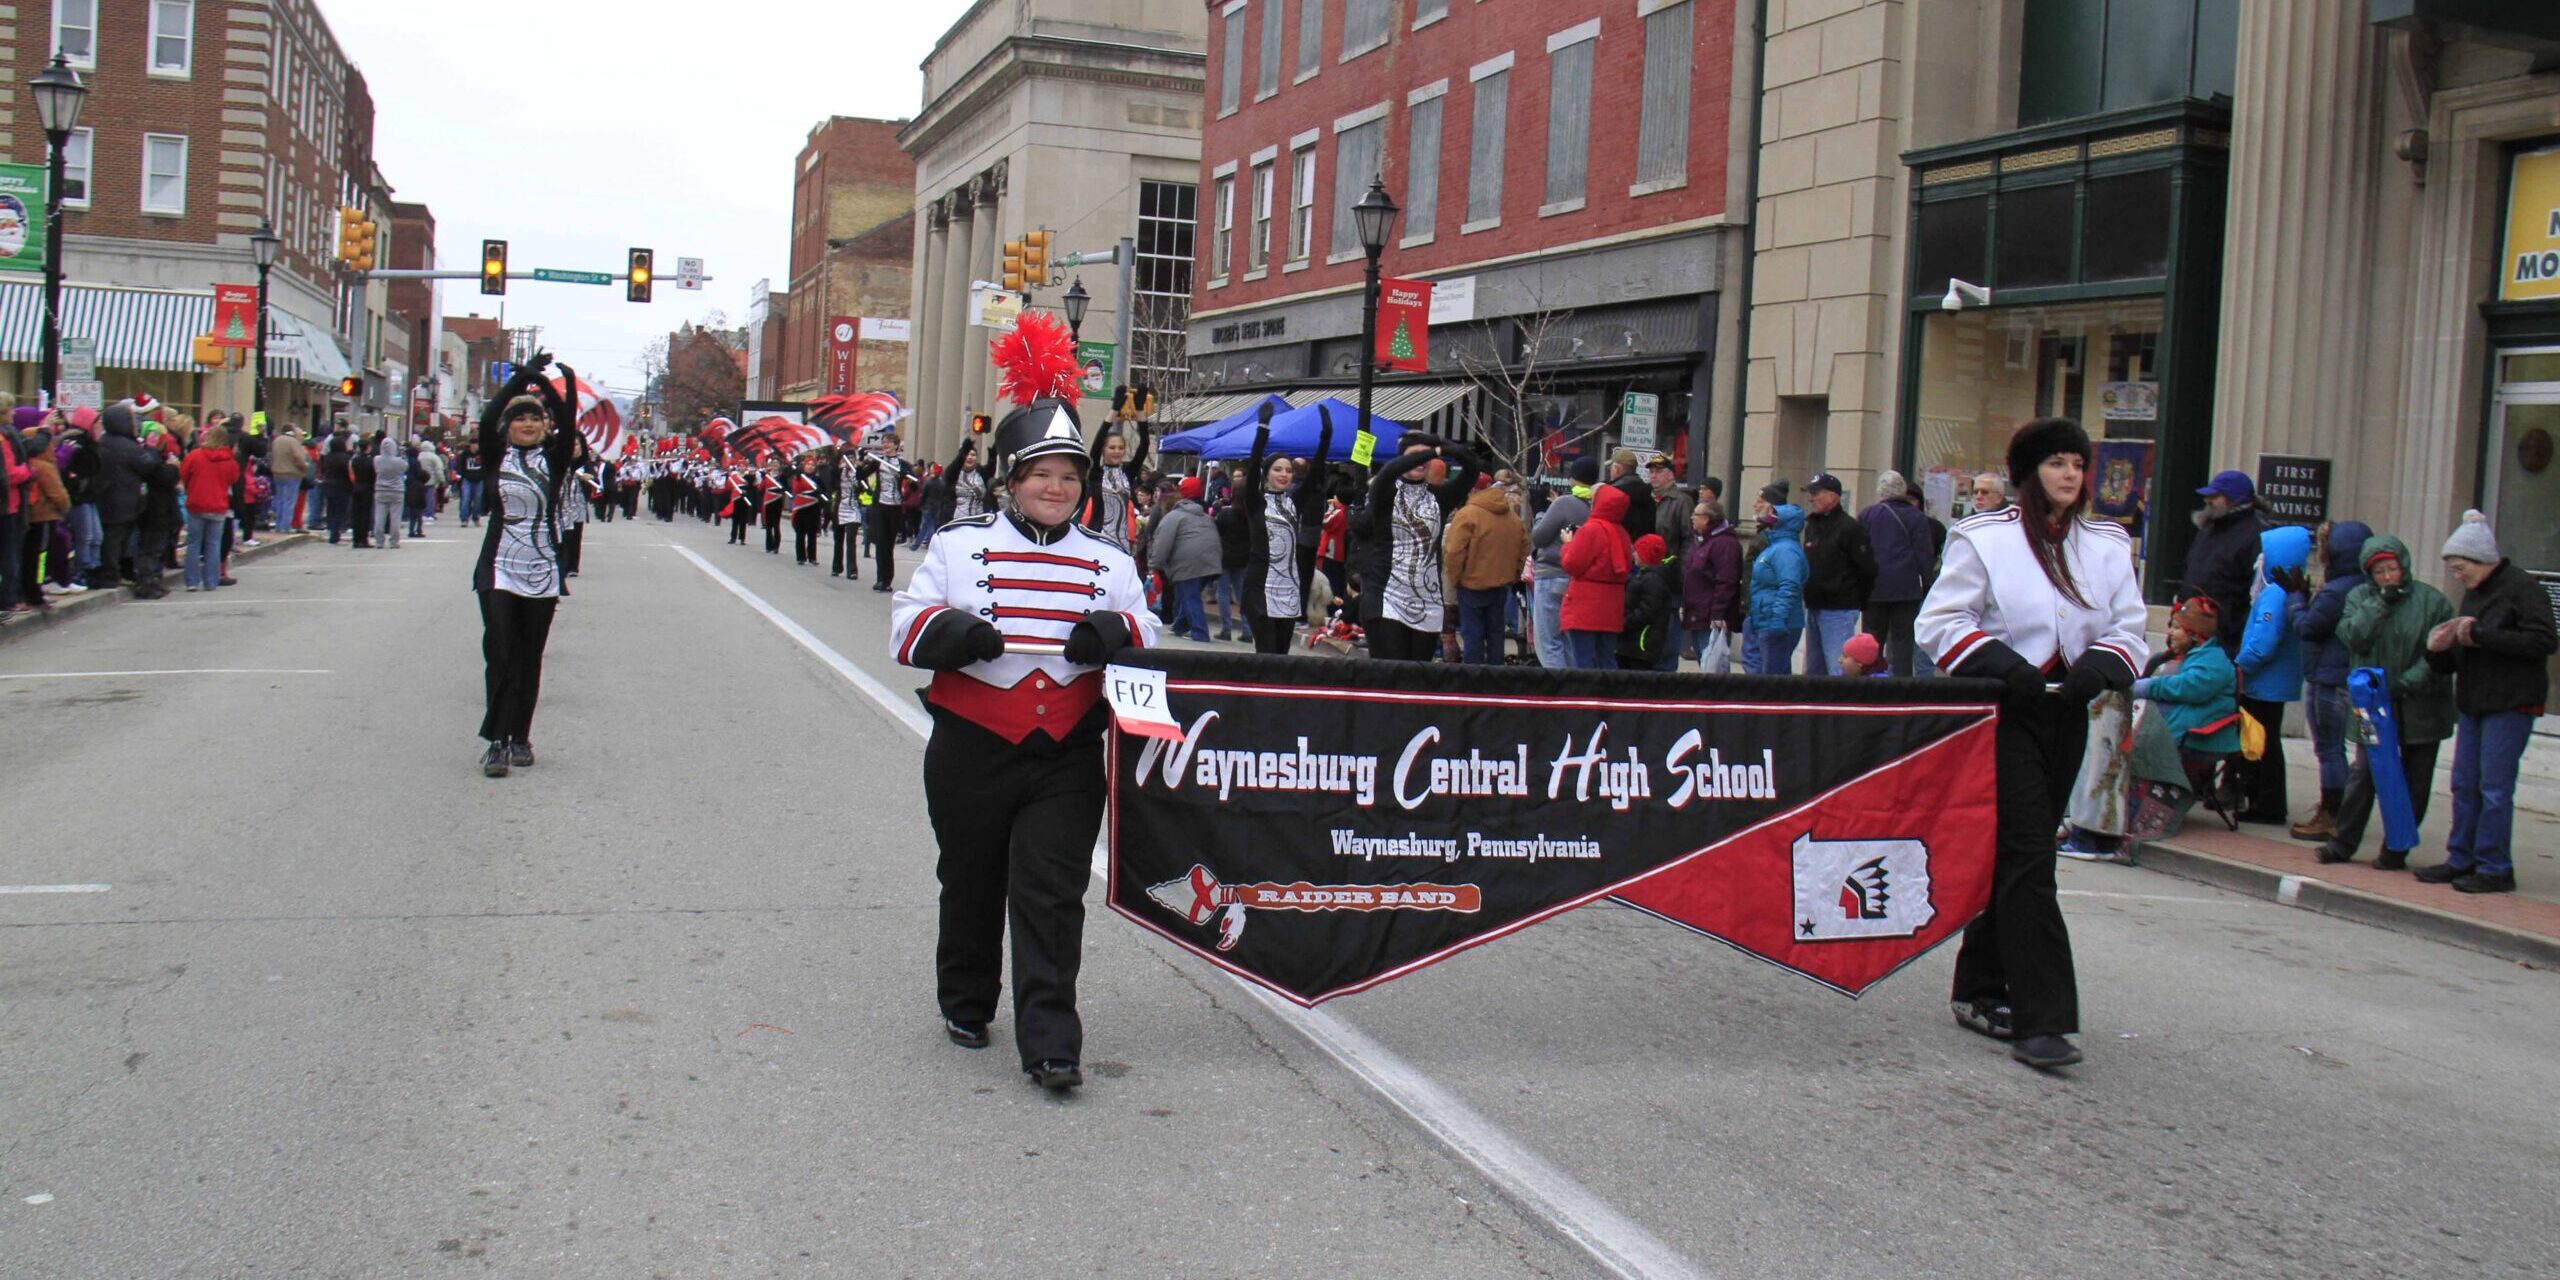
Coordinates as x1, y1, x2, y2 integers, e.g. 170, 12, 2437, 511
1294, 406, 1337, 523
1431, 439, 1485, 511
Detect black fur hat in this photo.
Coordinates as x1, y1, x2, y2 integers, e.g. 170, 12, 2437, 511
2007, 417, 2091, 490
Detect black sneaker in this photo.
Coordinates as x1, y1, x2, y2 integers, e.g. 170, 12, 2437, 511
944, 1018, 989, 1049
508, 740, 535, 768
2012, 1034, 2083, 1070
481, 741, 510, 778
2314, 843, 2354, 865
2412, 862, 2471, 884
2453, 871, 2516, 895
1951, 998, 2014, 1041
1027, 1059, 1082, 1092
2374, 850, 2409, 871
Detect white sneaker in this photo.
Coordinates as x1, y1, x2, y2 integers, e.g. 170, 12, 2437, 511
55, 582, 87, 593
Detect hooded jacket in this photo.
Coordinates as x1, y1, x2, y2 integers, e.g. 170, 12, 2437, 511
1444, 486, 1529, 592
370, 437, 407, 503
1560, 484, 1633, 632
92, 406, 153, 525
1529, 486, 1591, 581
2135, 640, 2241, 755
180, 441, 241, 516
1146, 497, 1221, 583
2183, 502, 2268, 653
1617, 550, 1679, 669
1747, 505, 1809, 635
2294, 519, 2372, 689
2236, 524, 2312, 702
268, 432, 311, 480
1681, 518, 1745, 632
2425, 556, 2559, 717
2334, 534, 2456, 744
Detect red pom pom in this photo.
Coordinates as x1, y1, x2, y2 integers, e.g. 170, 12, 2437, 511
989, 311, 1081, 407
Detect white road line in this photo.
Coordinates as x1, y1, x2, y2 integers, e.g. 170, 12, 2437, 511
0, 669, 333, 680
2059, 889, 2243, 904
672, 539, 1709, 1280
188, 598, 400, 604
0, 884, 111, 895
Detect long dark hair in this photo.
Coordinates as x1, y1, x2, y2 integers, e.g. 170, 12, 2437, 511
2013, 423, 2091, 609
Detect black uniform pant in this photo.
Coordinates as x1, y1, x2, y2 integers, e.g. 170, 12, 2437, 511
762, 506, 784, 553
831, 522, 860, 575
1367, 617, 1437, 662
792, 507, 824, 563
729, 503, 751, 543
1952, 691, 2087, 1039
865, 507, 899, 587
478, 589, 559, 743
1248, 613, 1296, 654
924, 712, 1104, 1068
560, 523, 584, 576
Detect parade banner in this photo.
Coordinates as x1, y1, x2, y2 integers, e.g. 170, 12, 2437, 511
826, 316, 858, 395
1375, 278, 1432, 374
1106, 653, 2001, 1006
0, 162, 47, 276
212, 284, 257, 348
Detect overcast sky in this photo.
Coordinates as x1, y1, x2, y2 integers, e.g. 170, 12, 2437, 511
328, 0, 974, 399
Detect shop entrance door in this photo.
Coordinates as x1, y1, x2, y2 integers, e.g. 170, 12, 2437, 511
2485, 348, 2560, 734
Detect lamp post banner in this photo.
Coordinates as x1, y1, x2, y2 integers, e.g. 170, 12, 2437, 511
0, 162, 47, 274
212, 284, 256, 347
1104, 652, 2001, 1006
1374, 277, 1433, 374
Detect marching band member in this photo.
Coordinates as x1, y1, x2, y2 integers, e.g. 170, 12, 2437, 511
1237, 402, 1332, 654
1083, 393, 1150, 544
855, 434, 916, 592
759, 453, 788, 555
890, 394, 1158, 1092
946, 435, 991, 523
789, 452, 825, 566
470, 354, 581, 778
1353, 432, 1485, 661
1916, 417, 2147, 1071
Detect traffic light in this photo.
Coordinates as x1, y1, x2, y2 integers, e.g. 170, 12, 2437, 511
480, 239, 508, 296
1020, 230, 1050, 288
335, 207, 363, 267
626, 247, 653, 303
337, 375, 361, 398
1001, 239, 1027, 291
968, 412, 991, 435
349, 215, 377, 273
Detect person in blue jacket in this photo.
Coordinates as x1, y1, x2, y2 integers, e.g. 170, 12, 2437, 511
2135, 597, 2241, 759
2233, 523, 2312, 824
2289, 519, 2371, 840
1746, 503, 1807, 674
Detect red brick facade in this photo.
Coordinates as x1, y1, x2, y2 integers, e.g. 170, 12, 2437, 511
1192, 0, 1731, 316
776, 116, 915, 401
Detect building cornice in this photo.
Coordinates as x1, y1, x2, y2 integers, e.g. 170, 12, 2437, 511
1188, 214, 1735, 323
900, 34, 1206, 165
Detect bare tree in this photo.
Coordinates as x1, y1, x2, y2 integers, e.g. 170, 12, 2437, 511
1447, 306, 1619, 480
659, 326, 745, 431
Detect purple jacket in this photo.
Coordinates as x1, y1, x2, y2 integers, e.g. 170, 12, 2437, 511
1681, 520, 1744, 631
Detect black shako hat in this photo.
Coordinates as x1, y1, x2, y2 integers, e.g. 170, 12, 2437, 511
991, 398, 1089, 481
2007, 416, 2092, 490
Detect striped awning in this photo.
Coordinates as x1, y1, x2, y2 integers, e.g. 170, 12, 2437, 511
1159, 391, 1268, 425
0, 279, 350, 385
262, 308, 352, 385
1283, 386, 1350, 407
1368, 381, 1473, 422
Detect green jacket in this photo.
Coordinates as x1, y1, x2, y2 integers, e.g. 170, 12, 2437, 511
2333, 534, 2456, 744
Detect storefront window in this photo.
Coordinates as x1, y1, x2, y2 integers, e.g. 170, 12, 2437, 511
2082, 170, 2173, 281
1913, 196, 1988, 300
1910, 296, 2166, 551
1996, 183, 2075, 288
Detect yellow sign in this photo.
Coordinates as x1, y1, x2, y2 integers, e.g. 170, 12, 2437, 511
1350, 429, 1377, 468
2500, 145, 2560, 302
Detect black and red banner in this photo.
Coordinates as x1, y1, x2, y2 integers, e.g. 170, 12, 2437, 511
1106, 654, 2002, 1006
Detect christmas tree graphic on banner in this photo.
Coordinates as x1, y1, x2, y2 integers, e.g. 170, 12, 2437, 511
1388, 316, 1415, 364
219, 310, 250, 342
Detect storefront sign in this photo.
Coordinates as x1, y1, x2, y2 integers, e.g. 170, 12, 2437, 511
861, 317, 911, 343
825, 316, 857, 396
1375, 278, 1433, 374
1207, 316, 1286, 346
1621, 392, 1661, 453
0, 163, 48, 275
2255, 453, 2331, 527
1427, 276, 1476, 325
55, 379, 102, 411
2099, 380, 2157, 421
1076, 340, 1116, 398
212, 285, 257, 348
2500, 146, 2560, 302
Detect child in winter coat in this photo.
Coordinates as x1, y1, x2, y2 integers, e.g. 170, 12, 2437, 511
2233, 524, 2312, 823
1616, 533, 1680, 671
1746, 504, 1808, 674
1559, 483, 1633, 669
2136, 597, 2241, 762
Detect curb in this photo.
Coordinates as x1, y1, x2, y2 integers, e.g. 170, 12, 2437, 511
2138, 839, 2560, 970
0, 530, 314, 642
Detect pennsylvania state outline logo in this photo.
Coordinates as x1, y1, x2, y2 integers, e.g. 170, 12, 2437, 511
1789, 833, 1936, 942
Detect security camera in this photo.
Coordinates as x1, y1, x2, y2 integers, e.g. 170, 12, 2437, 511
1942, 279, 1991, 312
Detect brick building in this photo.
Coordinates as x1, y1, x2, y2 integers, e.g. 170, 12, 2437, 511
440, 311, 505, 426
774, 116, 914, 405
1184, 0, 1748, 481
0, 0, 367, 430
385, 199, 438, 428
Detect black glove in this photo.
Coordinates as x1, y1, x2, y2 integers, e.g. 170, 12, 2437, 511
523, 351, 553, 375
1062, 610, 1134, 666
2002, 663, 2047, 709
2061, 659, 2110, 706
967, 620, 1006, 664
909, 614, 1004, 671
2379, 584, 2406, 605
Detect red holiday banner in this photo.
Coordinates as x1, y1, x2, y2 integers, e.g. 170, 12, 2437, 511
212, 284, 257, 348
825, 315, 858, 396
1375, 278, 1432, 374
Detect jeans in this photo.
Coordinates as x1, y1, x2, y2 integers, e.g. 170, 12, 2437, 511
1746, 628, 1801, 675
67, 503, 100, 579
1456, 586, 1508, 664
2445, 710, 2534, 877
1804, 607, 1862, 675
184, 511, 227, 589
1169, 576, 1211, 641
270, 477, 304, 531
1564, 629, 1617, 670
911, 513, 940, 549
2304, 683, 2353, 799
1215, 569, 1244, 635
459, 479, 483, 523
1532, 575, 1572, 669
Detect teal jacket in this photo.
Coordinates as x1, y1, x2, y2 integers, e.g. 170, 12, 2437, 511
2135, 641, 2241, 756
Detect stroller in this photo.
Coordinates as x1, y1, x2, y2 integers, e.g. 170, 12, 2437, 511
2122, 701, 2242, 843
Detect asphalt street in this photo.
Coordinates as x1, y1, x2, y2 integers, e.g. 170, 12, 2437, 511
3, 515, 2554, 1279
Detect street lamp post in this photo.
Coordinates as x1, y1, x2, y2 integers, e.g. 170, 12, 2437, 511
250, 220, 281, 419
28, 54, 87, 408
1351, 179, 1400, 463
1062, 277, 1089, 344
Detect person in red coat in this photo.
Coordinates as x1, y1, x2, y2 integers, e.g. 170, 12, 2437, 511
1559, 482, 1633, 669
178, 423, 240, 593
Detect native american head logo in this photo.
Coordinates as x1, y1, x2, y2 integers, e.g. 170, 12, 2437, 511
1789, 833, 1935, 942
1146, 863, 1482, 953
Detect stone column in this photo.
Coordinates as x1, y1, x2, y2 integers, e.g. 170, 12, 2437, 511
913, 199, 947, 458
935, 181, 976, 462
969, 167, 1004, 421
2207, 0, 2380, 487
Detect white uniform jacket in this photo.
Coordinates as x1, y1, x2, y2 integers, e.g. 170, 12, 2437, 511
890, 511, 1161, 744
1916, 507, 2148, 684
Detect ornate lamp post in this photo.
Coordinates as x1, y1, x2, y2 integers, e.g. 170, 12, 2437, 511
1350, 179, 1400, 459
250, 220, 281, 418
29, 54, 88, 406
1062, 277, 1090, 343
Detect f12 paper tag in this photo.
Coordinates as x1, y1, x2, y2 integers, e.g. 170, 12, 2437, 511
1105, 664, 1182, 740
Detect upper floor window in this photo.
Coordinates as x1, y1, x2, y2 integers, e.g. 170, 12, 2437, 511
142, 133, 188, 215
1212, 172, 1237, 279
1634, 0, 1694, 190
53, 0, 97, 68
61, 128, 93, 208
1257, 0, 1283, 100
1296, 0, 1323, 81
1219, 2, 1246, 116
1342, 0, 1391, 62
149, 0, 193, 76
1543, 22, 1598, 211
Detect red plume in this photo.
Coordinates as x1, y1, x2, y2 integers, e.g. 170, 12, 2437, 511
989, 311, 1081, 407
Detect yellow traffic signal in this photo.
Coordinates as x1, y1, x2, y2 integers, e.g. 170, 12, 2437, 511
1001, 239, 1027, 292
481, 239, 508, 296
336, 206, 364, 266
627, 247, 653, 303
349, 217, 378, 273
1021, 230, 1050, 287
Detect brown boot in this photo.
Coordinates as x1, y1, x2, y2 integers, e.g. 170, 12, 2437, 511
2290, 806, 2337, 842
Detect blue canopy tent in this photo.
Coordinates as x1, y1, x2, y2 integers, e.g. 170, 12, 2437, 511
1159, 393, 1290, 454
1193, 397, 1407, 461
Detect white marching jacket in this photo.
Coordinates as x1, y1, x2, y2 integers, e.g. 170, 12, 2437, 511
890, 511, 1159, 743
1916, 507, 2148, 682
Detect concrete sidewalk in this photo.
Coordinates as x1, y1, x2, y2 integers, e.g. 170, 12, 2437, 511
0, 529, 314, 641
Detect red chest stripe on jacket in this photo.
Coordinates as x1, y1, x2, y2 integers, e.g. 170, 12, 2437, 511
990, 604, 1089, 625
982, 575, 1106, 598
979, 549, 1104, 573
926, 670, 1102, 744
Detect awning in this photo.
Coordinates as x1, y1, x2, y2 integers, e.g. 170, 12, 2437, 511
1369, 382, 1474, 422
1159, 391, 1268, 425
263, 308, 353, 386
1283, 386, 1350, 407
0, 279, 350, 385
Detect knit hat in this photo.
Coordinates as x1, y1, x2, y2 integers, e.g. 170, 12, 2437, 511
2441, 509, 2499, 565
1633, 533, 1667, 565
1568, 456, 1600, 485
9, 406, 41, 429
2171, 596, 2219, 639
2007, 417, 2092, 490
1840, 633, 1883, 668
1177, 475, 1202, 501
501, 394, 549, 423
1759, 477, 1790, 506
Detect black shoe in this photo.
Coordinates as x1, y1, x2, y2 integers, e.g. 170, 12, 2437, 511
2412, 862, 2471, 884
1027, 1059, 1082, 1092
508, 740, 535, 768
944, 1018, 989, 1049
2314, 844, 2354, 865
1951, 998, 2014, 1042
2236, 809, 2288, 827
871, 583, 890, 593
2453, 871, 2516, 895
481, 741, 510, 778
2374, 849, 2408, 871
2011, 1034, 2082, 1069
